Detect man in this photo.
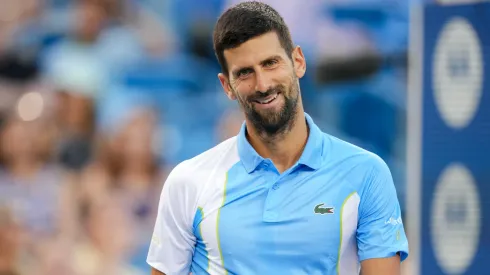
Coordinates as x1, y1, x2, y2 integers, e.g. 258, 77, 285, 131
147, 2, 409, 275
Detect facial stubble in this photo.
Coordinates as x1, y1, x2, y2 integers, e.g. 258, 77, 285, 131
232, 76, 300, 139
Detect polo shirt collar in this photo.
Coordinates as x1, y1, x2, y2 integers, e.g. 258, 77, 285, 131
237, 112, 324, 173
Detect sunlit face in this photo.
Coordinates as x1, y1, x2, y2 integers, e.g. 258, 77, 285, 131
218, 32, 306, 137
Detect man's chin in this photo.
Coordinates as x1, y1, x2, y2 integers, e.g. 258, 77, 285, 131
250, 113, 289, 135
260, 122, 288, 137
254, 111, 282, 125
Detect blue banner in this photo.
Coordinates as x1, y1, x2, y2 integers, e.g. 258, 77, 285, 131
417, 2, 490, 275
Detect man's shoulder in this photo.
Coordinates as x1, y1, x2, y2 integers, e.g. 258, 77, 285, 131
167, 136, 240, 184
324, 133, 389, 173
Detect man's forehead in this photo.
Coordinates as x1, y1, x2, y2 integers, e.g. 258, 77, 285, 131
224, 32, 286, 68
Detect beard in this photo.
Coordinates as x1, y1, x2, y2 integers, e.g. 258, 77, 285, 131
234, 78, 300, 138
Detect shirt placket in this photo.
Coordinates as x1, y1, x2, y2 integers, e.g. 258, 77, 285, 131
262, 161, 288, 222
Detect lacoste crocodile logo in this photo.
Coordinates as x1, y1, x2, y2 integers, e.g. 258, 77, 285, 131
314, 203, 334, 215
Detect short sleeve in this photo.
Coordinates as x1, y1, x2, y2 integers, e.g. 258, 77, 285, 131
357, 157, 409, 262
147, 163, 197, 274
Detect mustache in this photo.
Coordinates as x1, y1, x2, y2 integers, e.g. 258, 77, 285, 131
248, 85, 285, 102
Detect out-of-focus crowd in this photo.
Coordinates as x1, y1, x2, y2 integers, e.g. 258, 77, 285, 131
0, 1, 206, 274
0, 0, 410, 274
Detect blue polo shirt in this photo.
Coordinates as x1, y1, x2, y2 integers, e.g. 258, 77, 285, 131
147, 113, 409, 275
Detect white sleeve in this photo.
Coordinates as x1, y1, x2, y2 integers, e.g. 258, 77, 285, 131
147, 163, 197, 274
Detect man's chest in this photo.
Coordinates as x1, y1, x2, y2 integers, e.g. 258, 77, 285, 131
196, 171, 360, 274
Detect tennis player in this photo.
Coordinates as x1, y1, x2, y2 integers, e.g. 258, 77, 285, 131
148, 2, 409, 274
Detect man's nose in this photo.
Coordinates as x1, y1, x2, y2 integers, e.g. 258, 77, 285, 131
254, 70, 271, 93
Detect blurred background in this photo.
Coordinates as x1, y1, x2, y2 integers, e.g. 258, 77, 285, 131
0, 0, 487, 274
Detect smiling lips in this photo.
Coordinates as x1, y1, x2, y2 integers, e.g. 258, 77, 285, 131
254, 92, 280, 105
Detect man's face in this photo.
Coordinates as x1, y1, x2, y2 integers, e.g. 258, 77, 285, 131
218, 32, 306, 137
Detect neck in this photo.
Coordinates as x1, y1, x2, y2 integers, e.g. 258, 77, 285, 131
246, 111, 308, 173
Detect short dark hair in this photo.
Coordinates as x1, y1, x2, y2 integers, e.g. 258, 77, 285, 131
213, 1, 294, 76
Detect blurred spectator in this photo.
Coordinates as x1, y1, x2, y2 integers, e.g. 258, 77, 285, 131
71, 198, 144, 275
79, 107, 166, 249
0, 116, 77, 244
55, 89, 96, 171
39, 0, 111, 171
41, 0, 109, 98
40, 0, 144, 97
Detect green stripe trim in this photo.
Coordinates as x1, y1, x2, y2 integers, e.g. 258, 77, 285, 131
216, 172, 229, 275
337, 191, 357, 275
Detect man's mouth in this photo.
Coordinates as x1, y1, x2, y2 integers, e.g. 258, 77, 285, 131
254, 92, 280, 104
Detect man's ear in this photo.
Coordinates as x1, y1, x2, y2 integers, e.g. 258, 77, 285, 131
292, 46, 306, 79
218, 73, 236, 100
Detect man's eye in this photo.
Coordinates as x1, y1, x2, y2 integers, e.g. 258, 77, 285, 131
264, 59, 278, 67
237, 69, 252, 77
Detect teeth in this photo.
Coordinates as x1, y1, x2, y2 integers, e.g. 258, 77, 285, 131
258, 94, 278, 104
